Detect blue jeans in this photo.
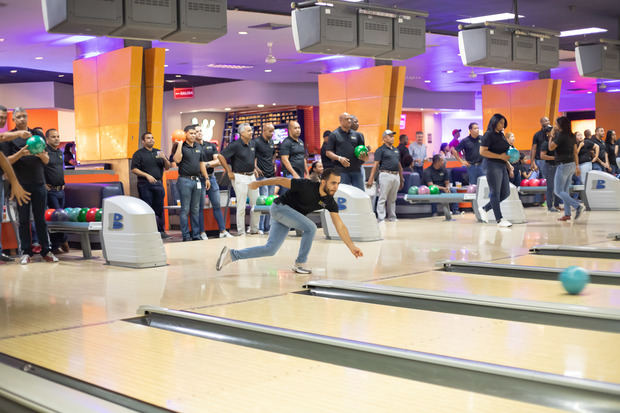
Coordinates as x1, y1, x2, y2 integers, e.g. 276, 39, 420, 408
467, 164, 484, 186
339, 171, 364, 190
47, 189, 67, 248
198, 178, 207, 234
592, 162, 603, 171
575, 162, 592, 185
206, 175, 226, 232
177, 177, 201, 240
137, 181, 165, 233
258, 177, 275, 231
543, 164, 560, 210
230, 202, 316, 264
554, 162, 581, 216
483, 161, 510, 222
18, 184, 50, 256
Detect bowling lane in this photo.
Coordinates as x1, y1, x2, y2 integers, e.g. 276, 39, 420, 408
492, 255, 620, 273
374, 271, 620, 309
0, 322, 564, 413
199, 294, 620, 383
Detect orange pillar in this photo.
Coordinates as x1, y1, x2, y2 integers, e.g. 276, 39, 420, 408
595, 92, 620, 134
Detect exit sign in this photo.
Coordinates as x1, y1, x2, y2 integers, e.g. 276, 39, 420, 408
174, 87, 194, 99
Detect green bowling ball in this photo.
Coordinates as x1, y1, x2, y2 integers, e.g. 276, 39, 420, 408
265, 195, 276, 206
429, 185, 440, 195
408, 186, 418, 195
77, 207, 89, 222
354, 145, 368, 159
256, 195, 267, 205
26, 135, 46, 155
95, 208, 103, 222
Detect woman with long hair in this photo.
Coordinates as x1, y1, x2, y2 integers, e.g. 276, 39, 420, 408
308, 160, 324, 182
478, 113, 514, 227
549, 116, 583, 221
605, 129, 618, 175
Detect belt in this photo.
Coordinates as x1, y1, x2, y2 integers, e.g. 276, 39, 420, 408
235, 171, 255, 176
380, 170, 399, 175
180, 175, 200, 180
48, 185, 64, 191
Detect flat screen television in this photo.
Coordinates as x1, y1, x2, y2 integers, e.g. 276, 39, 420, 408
273, 128, 289, 145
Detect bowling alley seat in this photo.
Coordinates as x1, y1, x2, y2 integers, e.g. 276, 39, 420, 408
64, 182, 125, 209
395, 172, 431, 216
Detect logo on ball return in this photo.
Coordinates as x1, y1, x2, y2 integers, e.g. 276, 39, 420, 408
337, 197, 347, 211
110, 213, 124, 230
593, 179, 606, 190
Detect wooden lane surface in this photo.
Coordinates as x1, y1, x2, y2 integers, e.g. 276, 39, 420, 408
198, 294, 620, 384
374, 271, 620, 309
0, 322, 564, 413
491, 255, 620, 273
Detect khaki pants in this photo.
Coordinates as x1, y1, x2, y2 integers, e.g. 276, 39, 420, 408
377, 172, 399, 220
233, 173, 260, 233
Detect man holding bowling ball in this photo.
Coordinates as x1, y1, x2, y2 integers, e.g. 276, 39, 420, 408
45, 128, 70, 253
0, 107, 57, 264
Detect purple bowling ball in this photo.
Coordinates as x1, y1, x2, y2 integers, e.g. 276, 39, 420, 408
418, 185, 430, 195
467, 184, 477, 193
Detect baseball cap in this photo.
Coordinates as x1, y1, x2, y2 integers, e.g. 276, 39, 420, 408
383, 129, 396, 136
452, 129, 461, 136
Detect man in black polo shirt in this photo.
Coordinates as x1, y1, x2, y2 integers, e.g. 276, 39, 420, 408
280, 121, 307, 179
44, 128, 70, 253
217, 123, 260, 235
2, 108, 57, 264
216, 168, 363, 274
530, 117, 550, 177
423, 155, 458, 216
592, 127, 610, 172
325, 113, 367, 190
131, 131, 171, 239
539, 126, 561, 212
254, 123, 276, 234
173, 125, 210, 241
366, 130, 403, 222
320, 130, 333, 169
199, 133, 232, 239
452, 122, 485, 186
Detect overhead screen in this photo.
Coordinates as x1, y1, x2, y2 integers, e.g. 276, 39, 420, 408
292, 3, 427, 60
576, 43, 620, 80
41, 0, 227, 44
458, 25, 560, 72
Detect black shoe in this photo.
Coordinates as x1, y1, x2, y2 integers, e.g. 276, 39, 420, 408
0, 253, 14, 262
160, 232, 171, 239
575, 205, 584, 220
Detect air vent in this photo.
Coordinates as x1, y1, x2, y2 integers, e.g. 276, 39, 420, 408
134, 0, 170, 6
491, 38, 509, 47
365, 22, 389, 32
567, 88, 587, 91
517, 41, 534, 49
400, 27, 422, 36
327, 18, 352, 29
188, 1, 219, 12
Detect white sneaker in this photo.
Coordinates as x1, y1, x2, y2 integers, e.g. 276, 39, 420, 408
200, 233, 208, 240
498, 218, 513, 228
43, 252, 59, 263
292, 263, 312, 274
19, 254, 31, 265
219, 231, 233, 238
478, 206, 488, 223
216, 247, 232, 271
257, 230, 264, 235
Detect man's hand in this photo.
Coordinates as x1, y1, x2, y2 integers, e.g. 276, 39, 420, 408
509, 169, 515, 179
228, 171, 235, 181
156, 151, 166, 159
255, 168, 264, 178
205, 179, 211, 190
462, 160, 471, 167
359, 152, 369, 162
498, 153, 510, 162
248, 181, 260, 190
366, 180, 373, 188
10, 182, 30, 206
339, 156, 351, 168
18, 146, 31, 158
399, 178, 404, 191
18, 130, 32, 139
349, 245, 363, 258
531, 162, 538, 171
146, 174, 157, 184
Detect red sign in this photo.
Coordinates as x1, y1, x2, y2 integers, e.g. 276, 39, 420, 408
174, 87, 194, 99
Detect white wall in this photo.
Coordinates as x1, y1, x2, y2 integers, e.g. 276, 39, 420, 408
0, 82, 57, 109
440, 96, 483, 147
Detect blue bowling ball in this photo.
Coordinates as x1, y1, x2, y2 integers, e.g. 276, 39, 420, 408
559, 266, 590, 295
507, 147, 520, 163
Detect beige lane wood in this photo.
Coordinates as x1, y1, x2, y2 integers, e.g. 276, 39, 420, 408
374, 271, 620, 309
492, 255, 620, 273
0, 322, 564, 413
199, 293, 620, 384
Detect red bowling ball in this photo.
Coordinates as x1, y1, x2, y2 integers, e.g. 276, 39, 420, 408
540, 179, 547, 186
45, 209, 55, 221
85, 208, 98, 222
530, 179, 540, 187
521, 179, 529, 187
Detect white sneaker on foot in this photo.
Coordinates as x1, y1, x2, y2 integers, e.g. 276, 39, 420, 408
19, 254, 31, 265
216, 246, 232, 271
200, 232, 208, 240
478, 206, 488, 223
43, 252, 59, 263
292, 263, 312, 274
257, 230, 264, 235
219, 231, 233, 238
498, 218, 513, 228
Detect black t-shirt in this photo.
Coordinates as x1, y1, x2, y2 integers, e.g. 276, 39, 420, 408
44, 145, 65, 186
606, 142, 618, 167
131, 147, 165, 182
578, 139, 595, 164
279, 137, 306, 176
374, 144, 400, 171
201, 141, 219, 175
532, 129, 546, 160
325, 127, 365, 172
481, 130, 510, 164
221, 138, 256, 173
1, 130, 46, 185
455, 135, 483, 164
592, 138, 606, 162
320, 142, 333, 169
177, 142, 206, 177
540, 140, 556, 165
397, 143, 409, 166
422, 166, 449, 186
552, 132, 576, 164
275, 179, 338, 216
254, 136, 275, 177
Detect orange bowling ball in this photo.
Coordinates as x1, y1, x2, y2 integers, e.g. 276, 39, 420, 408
171, 129, 185, 142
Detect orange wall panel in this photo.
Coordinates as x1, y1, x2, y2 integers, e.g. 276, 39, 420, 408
75, 127, 101, 161
99, 124, 138, 159
144, 48, 166, 88
347, 97, 389, 126
98, 86, 141, 125
346, 66, 391, 99
318, 72, 348, 103
73, 58, 98, 96
387, 66, 406, 132
74, 94, 99, 127
595, 92, 620, 137
96, 47, 143, 90
319, 100, 347, 139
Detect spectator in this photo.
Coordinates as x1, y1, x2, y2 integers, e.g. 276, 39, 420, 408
448, 129, 461, 149
320, 130, 333, 169
422, 154, 457, 216
453, 122, 485, 186
397, 134, 409, 167
401, 154, 414, 172
408, 131, 426, 177
308, 160, 323, 182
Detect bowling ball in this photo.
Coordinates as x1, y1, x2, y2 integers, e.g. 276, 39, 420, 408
77, 207, 89, 222
530, 179, 541, 187
539, 179, 547, 186
418, 185, 430, 195
520, 179, 529, 187
85, 208, 98, 222
171, 129, 185, 142
429, 185, 440, 195
95, 208, 103, 222
56, 209, 70, 222
507, 147, 520, 163
466, 184, 477, 193
51, 210, 63, 221
45, 209, 55, 221
354, 145, 368, 159
265, 195, 276, 206
408, 186, 418, 195
26, 135, 46, 155
68, 208, 80, 222
559, 266, 590, 295
256, 195, 267, 205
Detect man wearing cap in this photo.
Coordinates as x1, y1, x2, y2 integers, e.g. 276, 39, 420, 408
448, 129, 461, 149
366, 130, 403, 222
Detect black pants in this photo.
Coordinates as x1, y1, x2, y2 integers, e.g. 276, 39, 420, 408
47, 189, 67, 249
18, 183, 50, 256
138, 181, 165, 232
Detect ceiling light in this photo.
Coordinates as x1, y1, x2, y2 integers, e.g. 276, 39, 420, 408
587, 91, 593, 94
175, 74, 181, 78
224, 108, 232, 111
58, 74, 64, 77
165, 48, 170, 52
264, 69, 272, 73
424, 80, 431, 83
35, 56, 43, 60
257, 104, 265, 108
446, 70, 454, 74
207, 63, 254, 70
560, 27, 608, 37
238, 31, 248, 35
569, 80, 576, 83
164, 64, 168, 68
272, 103, 276, 106
9, 69, 17, 73
457, 13, 524, 25
0, 38, 4, 42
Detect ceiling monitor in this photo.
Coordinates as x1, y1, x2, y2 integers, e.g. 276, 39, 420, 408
163, 0, 227, 43
42, 0, 123, 36
512, 33, 537, 68
458, 27, 512, 68
291, 4, 357, 55
537, 36, 559, 69
111, 0, 177, 40
576, 40, 620, 79
377, 14, 426, 60
347, 12, 393, 57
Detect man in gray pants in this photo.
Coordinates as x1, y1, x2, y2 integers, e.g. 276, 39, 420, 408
366, 130, 404, 222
